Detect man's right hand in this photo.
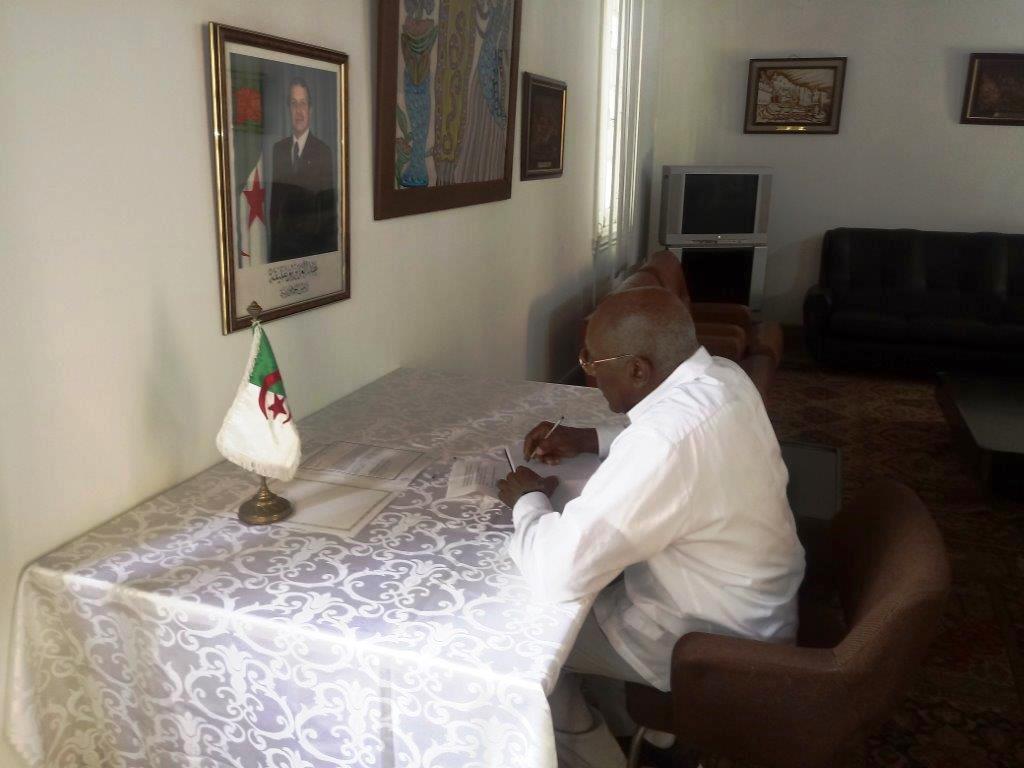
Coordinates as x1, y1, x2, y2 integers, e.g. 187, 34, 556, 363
523, 422, 599, 465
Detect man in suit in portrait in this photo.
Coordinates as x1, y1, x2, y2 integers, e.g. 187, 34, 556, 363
269, 77, 338, 262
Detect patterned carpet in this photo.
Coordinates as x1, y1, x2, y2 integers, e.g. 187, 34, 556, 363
759, 364, 1024, 768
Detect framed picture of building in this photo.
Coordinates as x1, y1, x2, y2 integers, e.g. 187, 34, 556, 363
209, 23, 350, 334
521, 73, 567, 180
961, 53, 1024, 126
373, 0, 522, 219
744, 57, 847, 134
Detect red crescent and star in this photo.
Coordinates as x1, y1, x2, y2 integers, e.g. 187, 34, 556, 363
243, 168, 266, 228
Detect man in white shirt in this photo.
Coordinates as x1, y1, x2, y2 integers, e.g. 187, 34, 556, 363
498, 287, 805, 767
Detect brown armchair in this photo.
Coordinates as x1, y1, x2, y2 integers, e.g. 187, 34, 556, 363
624, 478, 951, 768
583, 250, 783, 399
642, 249, 783, 370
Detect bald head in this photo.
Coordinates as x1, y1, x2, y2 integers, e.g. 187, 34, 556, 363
588, 287, 698, 378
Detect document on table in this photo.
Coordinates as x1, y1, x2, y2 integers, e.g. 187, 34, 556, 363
267, 477, 393, 537
446, 445, 602, 512
447, 456, 508, 501
296, 441, 434, 491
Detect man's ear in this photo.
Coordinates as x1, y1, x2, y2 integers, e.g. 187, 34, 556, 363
629, 356, 653, 387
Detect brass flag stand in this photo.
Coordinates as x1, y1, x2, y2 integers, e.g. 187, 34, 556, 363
239, 474, 293, 525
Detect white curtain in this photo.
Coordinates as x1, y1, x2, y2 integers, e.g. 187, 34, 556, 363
592, 0, 658, 302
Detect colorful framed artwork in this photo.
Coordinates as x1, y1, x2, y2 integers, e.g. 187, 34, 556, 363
743, 57, 847, 134
961, 53, 1024, 126
521, 73, 567, 180
373, 0, 523, 219
209, 23, 350, 334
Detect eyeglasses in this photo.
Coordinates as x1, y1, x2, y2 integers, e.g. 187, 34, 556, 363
578, 350, 635, 376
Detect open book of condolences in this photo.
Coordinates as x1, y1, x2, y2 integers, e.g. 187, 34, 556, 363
446, 446, 602, 513
258, 442, 435, 537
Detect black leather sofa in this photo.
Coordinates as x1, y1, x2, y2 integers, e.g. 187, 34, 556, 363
804, 228, 1024, 371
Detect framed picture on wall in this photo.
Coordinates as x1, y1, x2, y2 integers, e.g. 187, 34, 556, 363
521, 73, 567, 180
209, 23, 350, 334
961, 53, 1024, 126
743, 57, 847, 134
373, 0, 522, 219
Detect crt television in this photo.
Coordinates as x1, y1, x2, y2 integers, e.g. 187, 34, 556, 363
658, 165, 772, 247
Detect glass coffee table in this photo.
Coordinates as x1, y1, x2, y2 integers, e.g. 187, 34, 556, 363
780, 440, 841, 580
936, 372, 1024, 498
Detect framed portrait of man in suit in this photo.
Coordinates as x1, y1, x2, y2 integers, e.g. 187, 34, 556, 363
209, 23, 350, 334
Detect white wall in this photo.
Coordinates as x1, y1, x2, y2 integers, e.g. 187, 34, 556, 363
652, 0, 1024, 324
0, 2, 601, 764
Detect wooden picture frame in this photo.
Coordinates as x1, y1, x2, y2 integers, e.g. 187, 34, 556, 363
521, 73, 567, 180
961, 53, 1024, 126
743, 57, 847, 134
373, 0, 522, 220
209, 23, 350, 334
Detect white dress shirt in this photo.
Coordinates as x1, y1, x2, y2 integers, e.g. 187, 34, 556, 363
509, 348, 805, 691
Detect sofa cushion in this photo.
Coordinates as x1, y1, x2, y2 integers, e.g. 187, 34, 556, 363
893, 315, 1024, 348
830, 310, 909, 341
962, 322, 1024, 349
911, 232, 1006, 321
906, 315, 982, 344
822, 228, 919, 313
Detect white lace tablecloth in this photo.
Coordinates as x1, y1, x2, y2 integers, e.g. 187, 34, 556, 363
5, 368, 623, 768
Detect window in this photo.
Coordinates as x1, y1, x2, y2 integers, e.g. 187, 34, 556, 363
593, 0, 650, 297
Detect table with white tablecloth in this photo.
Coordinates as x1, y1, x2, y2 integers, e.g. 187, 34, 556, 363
5, 368, 624, 768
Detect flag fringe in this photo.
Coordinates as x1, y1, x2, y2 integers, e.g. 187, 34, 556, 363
215, 439, 297, 482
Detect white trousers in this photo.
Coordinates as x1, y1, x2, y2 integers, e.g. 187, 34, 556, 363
549, 610, 647, 768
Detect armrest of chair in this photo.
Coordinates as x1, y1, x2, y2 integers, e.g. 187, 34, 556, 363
692, 302, 753, 334
803, 285, 833, 361
667, 632, 852, 767
803, 284, 833, 319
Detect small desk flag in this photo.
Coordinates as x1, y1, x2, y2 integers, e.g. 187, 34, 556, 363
216, 322, 300, 481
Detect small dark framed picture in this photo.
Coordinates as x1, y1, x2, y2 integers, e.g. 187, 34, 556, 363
209, 23, 350, 334
744, 57, 847, 134
521, 73, 567, 180
961, 53, 1024, 126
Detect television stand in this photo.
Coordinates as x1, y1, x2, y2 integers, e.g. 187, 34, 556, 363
668, 245, 767, 314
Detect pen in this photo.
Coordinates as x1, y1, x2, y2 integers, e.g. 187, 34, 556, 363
529, 416, 565, 461
504, 447, 516, 472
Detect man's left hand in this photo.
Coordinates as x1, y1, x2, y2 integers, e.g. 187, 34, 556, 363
498, 466, 559, 508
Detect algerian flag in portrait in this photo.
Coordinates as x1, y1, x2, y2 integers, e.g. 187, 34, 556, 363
231, 56, 268, 268
216, 322, 300, 481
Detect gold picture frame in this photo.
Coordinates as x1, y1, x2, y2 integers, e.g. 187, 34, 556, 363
743, 57, 846, 134
521, 73, 567, 180
209, 23, 350, 334
961, 53, 1024, 126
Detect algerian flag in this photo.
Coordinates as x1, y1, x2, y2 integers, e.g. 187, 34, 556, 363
230, 57, 267, 268
238, 156, 267, 267
216, 322, 301, 481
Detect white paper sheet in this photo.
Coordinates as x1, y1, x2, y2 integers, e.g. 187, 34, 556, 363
447, 457, 508, 501
268, 477, 393, 536
513, 445, 603, 512
296, 441, 434, 490
446, 446, 603, 512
